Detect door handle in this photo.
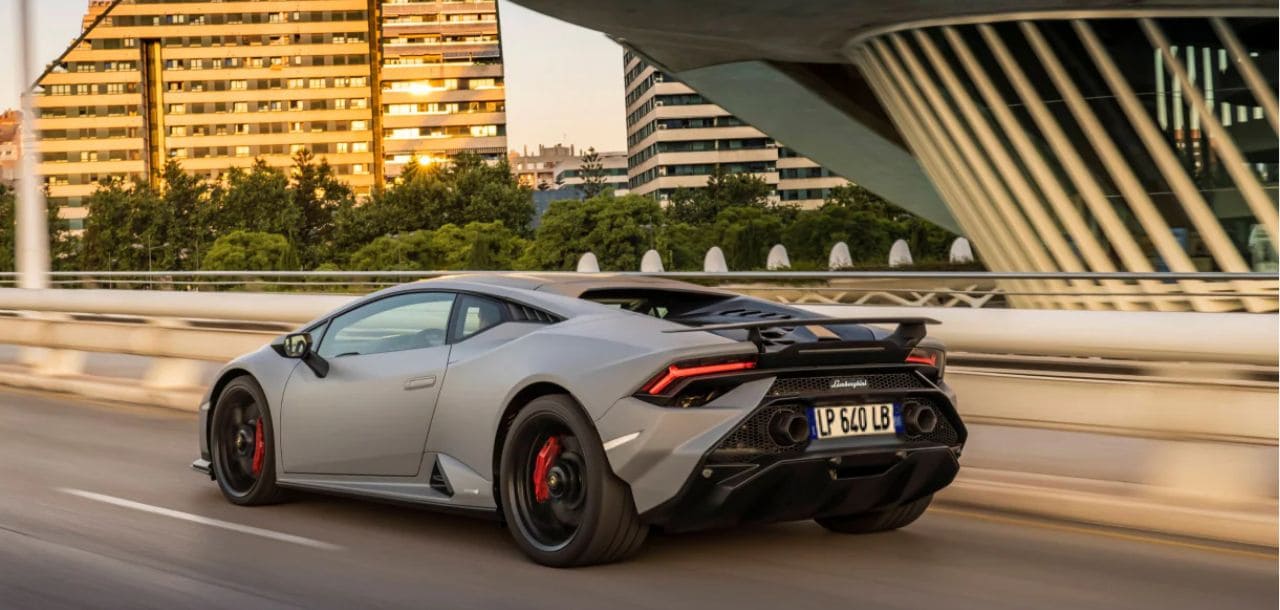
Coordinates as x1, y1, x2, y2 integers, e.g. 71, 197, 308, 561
404, 375, 436, 391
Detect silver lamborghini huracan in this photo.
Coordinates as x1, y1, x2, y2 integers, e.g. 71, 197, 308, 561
193, 274, 964, 567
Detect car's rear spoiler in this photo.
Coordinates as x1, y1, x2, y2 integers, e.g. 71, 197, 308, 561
664, 317, 941, 360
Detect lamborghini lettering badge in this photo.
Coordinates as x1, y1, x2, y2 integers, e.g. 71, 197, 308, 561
830, 377, 869, 390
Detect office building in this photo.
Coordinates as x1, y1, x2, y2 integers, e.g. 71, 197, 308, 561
553, 149, 628, 194
379, 0, 506, 176
509, 143, 577, 190
623, 53, 847, 208
0, 111, 20, 186
34, 0, 506, 229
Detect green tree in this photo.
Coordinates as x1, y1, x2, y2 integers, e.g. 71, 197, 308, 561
438, 153, 535, 234
333, 153, 534, 258
782, 184, 960, 268
210, 160, 296, 237
0, 185, 15, 272
710, 206, 787, 270
524, 194, 662, 270
654, 221, 713, 271
79, 178, 163, 271
666, 168, 774, 225
430, 221, 528, 270
784, 204, 895, 266
0, 184, 71, 272
577, 147, 607, 198
201, 230, 296, 271
349, 230, 441, 271
827, 184, 957, 264
157, 160, 213, 270
289, 150, 354, 268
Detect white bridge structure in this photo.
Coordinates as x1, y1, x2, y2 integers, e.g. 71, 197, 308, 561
0, 270, 1273, 548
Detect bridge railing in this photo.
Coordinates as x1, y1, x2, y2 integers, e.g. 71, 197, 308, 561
0, 270, 1275, 311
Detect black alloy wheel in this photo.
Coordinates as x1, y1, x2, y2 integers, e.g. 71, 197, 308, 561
210, 376, 286, 506
500, 394, 647, 567
511, 415, 587, 552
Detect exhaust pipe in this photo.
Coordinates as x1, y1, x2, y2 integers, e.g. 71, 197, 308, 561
904, 403, 938, 435
769, 410, 811, 446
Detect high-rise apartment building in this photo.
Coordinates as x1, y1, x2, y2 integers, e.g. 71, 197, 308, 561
0, 111, 20, 186
34, 0, 505, 229
378, 0, 506, 175
82, 0, 112, 31
623, 51, 847, 208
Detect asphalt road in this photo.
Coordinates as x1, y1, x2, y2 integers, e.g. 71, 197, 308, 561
0, 388, 1274, 610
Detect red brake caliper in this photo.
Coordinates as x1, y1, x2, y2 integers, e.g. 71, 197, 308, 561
532, 436, 562, 503
251, 419, 266, 477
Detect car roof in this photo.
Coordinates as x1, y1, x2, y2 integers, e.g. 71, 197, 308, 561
417, 273, 736, 299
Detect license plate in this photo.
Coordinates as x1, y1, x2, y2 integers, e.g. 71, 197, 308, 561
810, 403, 898, 439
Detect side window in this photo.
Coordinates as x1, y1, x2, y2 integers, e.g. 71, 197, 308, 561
452, 294, 508, 341
317, 292, 455, 358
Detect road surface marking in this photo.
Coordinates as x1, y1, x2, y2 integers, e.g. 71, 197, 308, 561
58, 488, 342, 551
933, 506, 1275, 561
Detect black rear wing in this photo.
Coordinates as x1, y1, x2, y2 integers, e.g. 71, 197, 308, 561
664, 316, 941, 364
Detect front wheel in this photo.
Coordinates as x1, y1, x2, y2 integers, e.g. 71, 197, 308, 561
499, 394, 647, 567
815, 494, 933, 534
210, 376, 287, 506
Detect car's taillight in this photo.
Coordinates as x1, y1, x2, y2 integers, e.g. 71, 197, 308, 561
906, 346, 945, 378
642, 358, 757, 395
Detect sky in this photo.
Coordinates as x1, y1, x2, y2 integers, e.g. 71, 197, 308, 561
0, 0, 627, 152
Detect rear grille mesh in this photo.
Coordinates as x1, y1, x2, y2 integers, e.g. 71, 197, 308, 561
904, 398, 960, 445
767, 373, 926, 396
709, 405, 809, 463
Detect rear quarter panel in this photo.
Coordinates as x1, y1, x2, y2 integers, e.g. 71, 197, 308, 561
423, 311, 753, 486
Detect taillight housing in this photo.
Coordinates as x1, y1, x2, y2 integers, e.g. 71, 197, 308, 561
640, 356, 757, 403
906, 346, 945, 379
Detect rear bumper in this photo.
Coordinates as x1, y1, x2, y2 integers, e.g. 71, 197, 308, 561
642, 445, 959, 532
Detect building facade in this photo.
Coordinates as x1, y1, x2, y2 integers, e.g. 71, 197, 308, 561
553, 149, 629, 194
0, 111, 20, 187
34, 0, 506, 229
509, 143, 577, 190
378, 0, 506, 176
623, 52, 847, 208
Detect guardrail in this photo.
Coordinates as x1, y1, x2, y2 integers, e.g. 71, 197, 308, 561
0, 284, 1274, 546
1, 270, 1276, 311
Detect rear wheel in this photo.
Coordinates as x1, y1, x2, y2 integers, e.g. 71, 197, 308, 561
499, 394, 647, 567
210, 376, 286, 506
815, 494, 933, 534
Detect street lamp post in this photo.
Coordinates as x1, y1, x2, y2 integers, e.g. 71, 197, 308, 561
15, 0, 51, 290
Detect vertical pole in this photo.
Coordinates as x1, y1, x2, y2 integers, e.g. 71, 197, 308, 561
366, 0, 384, 190
16, 0, 50, 290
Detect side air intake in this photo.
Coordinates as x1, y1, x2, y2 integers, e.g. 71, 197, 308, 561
429, 458, 454, 497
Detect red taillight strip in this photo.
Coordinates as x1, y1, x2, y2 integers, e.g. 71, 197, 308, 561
645, 360, 757, 395
905, 353, 937, 366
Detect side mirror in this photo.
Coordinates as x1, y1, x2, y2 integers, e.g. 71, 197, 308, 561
282, 332, 312, 359
277, 332, 330, 378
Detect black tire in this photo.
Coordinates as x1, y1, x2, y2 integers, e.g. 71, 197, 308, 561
499, 394, 647, 567
210, 376, 287, 506
815, 494, 933, 534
